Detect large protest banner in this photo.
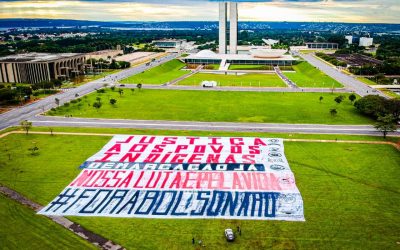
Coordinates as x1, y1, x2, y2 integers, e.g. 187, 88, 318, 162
39, 135, 305, 221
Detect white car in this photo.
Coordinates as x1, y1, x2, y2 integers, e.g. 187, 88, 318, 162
201, 81, 217, 88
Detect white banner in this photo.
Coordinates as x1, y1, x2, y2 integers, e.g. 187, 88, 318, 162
39, 135, 305, 221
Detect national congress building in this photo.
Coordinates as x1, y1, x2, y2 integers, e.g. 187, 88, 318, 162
0, 53, 86, 84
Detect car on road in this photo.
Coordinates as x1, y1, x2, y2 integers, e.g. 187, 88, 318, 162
224, 229, 235, 242
119, 84, 126, 87
202, 80, 217, 88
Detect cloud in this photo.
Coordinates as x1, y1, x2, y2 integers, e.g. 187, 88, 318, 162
0, 0, 399, 23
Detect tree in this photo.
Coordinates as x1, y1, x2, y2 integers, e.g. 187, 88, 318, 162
354, 95, 388, 119
20, 120, 32, 135
319, 96, 323, 103
330, 108, 338, 116
55, 98, 60, 107
374, 114, 397, 138
334, 95, 345, 104
118, 89, 124, 96
93, 102, 102, 111
110, 86, 116, 91
349, 94, 357, 103
109, 98, 117, 106
96, 97, 101, 103
28, 142, 39, 156
131, 89, 135, 95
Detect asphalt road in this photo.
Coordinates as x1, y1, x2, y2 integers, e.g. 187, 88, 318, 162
301, 53, 386, 98
0, 53, 178, 130
30, 116, 400, 136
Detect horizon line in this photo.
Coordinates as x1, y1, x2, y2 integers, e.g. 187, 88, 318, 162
1, 18, 400, 25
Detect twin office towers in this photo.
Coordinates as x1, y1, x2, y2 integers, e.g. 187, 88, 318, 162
219, 1, 238, 54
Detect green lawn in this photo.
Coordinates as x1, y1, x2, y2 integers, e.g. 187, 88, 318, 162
120, 59, 188, 85
48, 89, 372, 125
62, 69, 120, 88
178, 73, 286, 87
284, 62, 343, 88
0, 193, 96, 249
0, 132, 399, 249
356, 77, 377, 86
228, 65, 274, 70
203, 64, 220, 70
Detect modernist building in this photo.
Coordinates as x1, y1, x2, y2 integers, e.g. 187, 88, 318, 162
152, 39, 185, 49
86, 49, 123, 60
305, 43, 339, 49
184, 49, 296, 67
0, 53, 85, 84
219, 2, 238, 54
359, 37, 373, 47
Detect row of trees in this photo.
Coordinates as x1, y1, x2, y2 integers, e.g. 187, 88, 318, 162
86, 58, 131, 70
316, 52, 347, 67
354, 95, 399, 138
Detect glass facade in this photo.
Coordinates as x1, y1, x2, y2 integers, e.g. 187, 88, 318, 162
184, 58, 293, 66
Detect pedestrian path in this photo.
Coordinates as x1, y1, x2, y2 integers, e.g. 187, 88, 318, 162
274, 66, 298, 88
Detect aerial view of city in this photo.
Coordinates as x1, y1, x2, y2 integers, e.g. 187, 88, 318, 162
0, 0, 399, 249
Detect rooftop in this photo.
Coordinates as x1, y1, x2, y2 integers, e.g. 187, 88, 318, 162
0, 53, 84, 63
186, 50, 296, 61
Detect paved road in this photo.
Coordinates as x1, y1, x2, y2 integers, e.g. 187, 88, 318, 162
0, 53, 178, 130
301, 53, 386, 97
30, 116, 400, 136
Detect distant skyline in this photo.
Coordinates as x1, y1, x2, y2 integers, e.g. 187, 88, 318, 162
0, 0, 399, 24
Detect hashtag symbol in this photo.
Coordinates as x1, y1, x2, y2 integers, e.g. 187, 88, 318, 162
45, 188, 79, 212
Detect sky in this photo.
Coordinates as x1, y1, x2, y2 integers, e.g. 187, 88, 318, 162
0, 0, 399, 24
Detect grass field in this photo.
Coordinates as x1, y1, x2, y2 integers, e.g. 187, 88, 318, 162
228, 65, 274, 70
0, 193, 96, 249
284, 62, 343, 88
120, 59, 188, 85
178, 72, 286, 87
356, 77, 377, 86
62, 69, 120, 88
203, 64, 220, 70
380, 89, 400, 99
0, 132, 399, 249
47, 89, 372, 125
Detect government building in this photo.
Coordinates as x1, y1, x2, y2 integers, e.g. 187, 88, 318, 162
0, 53, 86, 84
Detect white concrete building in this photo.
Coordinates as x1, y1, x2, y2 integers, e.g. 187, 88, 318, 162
219, 1, 238, 54
184, 49, 296, 67
263, 39, 280, 46
359, 37, 373, 47
345, 35, 353, 44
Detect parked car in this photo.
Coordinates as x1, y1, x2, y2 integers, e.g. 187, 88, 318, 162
224, 228, 235, 242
